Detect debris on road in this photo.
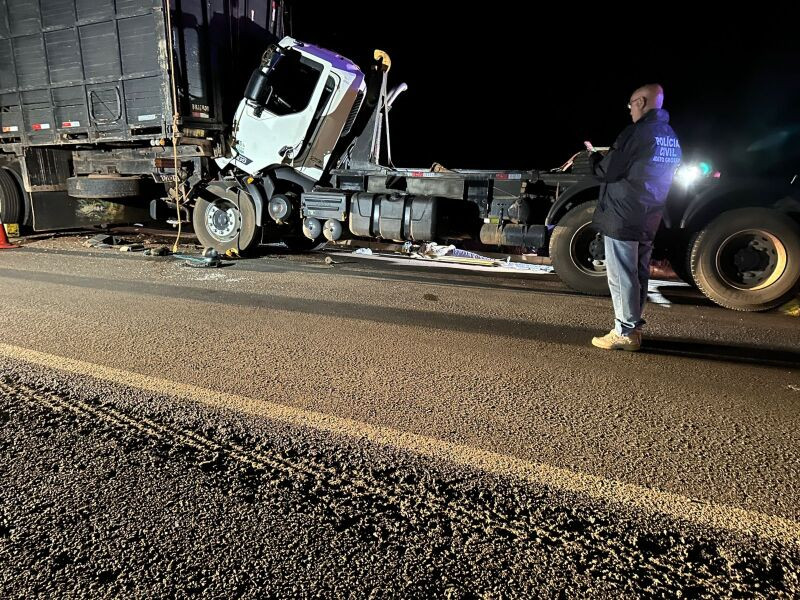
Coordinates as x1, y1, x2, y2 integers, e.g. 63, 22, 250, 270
84, 234, 128, 248
118, 243, 145, 252
173, 252, 223, 268
779, 298, 800, 317
144, 246, 171, 257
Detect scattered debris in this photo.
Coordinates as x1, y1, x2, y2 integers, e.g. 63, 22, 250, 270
118, 243, 145, 252
788, 384, 800, 392
419, 242, 455, 258
173, 253, 222, 268
779, 299, 800, 317
419, 242, 496, 262
353, 248, 373, 255
144, 246, 170, 257
84, 233, 112, 247
325, 256, 337, 265
84, 234, 129, 248
501, 257, 555, 273
451, 248, 494, 260
414, 243, 498, 266
428, 255, 498, 267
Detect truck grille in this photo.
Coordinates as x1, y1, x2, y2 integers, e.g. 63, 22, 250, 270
341, 91, 364, 136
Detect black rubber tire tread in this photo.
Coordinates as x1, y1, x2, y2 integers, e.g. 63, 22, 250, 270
193, 193, 261, 255
549, 201, 610, 296
67, 176, 141, 199
0, 168, 23, 224
690, 207, 800, 311
666, 232, 699, 288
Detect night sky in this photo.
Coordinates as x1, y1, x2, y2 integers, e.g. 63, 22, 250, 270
292, 5, 799, 175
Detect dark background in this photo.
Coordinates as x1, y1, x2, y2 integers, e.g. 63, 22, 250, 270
292, 5, 799, 174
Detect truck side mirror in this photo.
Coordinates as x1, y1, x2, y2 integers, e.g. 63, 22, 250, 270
245, 68, 272, 107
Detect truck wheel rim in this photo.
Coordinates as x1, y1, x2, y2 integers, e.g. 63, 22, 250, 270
205, 201, 241, 242
570, 222, 606, 276
715, 229, 787, 291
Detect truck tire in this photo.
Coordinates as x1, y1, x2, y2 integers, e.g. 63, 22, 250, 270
0, 168, 23, 224
549, 201, 610, 296
666, 234, 697, 287
193, 193, 261, 255
67, 175, 141, 199
690, 208, 800, 311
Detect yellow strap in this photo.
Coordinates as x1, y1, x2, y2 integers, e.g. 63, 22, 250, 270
164, 6, 185, 253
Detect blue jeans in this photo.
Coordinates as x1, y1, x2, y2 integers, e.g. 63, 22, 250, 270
604, 236, 653, 336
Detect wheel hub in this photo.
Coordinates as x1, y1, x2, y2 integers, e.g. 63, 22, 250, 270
717, 230, 786, 290
205, 202, 240, 242
570, 225, 607, 275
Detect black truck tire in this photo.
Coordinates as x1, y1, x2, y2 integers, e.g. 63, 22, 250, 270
666, 234, 698, 287
549, 201, 610, 296
0, 168, 23, 224
690, 207, 800, 311
67, 175, 142, 199
193, 193, 261, 254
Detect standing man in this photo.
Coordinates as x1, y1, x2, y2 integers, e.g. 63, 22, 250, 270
590, 84, 681, 351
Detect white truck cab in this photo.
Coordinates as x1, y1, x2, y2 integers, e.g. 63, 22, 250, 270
223, 37, 366, 182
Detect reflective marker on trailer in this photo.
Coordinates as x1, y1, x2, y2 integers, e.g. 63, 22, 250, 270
61, 121, 81, 128
32, 123, 51, 130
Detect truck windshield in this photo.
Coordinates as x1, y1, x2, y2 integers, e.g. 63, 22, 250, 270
263, 50, 324, 116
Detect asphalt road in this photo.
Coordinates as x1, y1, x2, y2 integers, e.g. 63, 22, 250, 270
0, 235, 798, 597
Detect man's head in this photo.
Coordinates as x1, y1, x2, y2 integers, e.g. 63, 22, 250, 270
628, 84, 664, 123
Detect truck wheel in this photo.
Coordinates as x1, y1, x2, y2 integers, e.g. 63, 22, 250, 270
193, 193, 261, 254
549, 201, 610, 295
690, 208, 800, 311
67, 176, 141, 199
666, 235, 697, 287
0, 168, 23, 224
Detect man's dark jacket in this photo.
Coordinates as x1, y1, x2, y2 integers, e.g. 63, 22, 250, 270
592, 109, 681, 241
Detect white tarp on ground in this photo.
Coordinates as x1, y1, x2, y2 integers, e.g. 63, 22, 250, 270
348, 244, 555, 274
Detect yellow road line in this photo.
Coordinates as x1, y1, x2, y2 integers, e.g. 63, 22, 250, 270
0, 342, 797, 547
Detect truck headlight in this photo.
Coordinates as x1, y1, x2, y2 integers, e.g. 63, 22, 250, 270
676, 161, 716, 186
